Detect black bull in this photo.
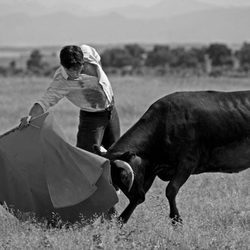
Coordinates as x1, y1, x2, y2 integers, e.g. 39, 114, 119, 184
96, 90, 250, 224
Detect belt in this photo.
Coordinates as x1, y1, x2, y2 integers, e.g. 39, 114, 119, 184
80, 98, 114, 113
105, 97, 114, 112
105, 104, 113, 112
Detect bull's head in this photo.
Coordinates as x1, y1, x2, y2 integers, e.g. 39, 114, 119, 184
93, 145, 135, 192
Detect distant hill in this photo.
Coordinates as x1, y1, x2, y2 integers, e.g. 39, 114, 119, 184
112, 0, 214, 19
0, 0, 250, 46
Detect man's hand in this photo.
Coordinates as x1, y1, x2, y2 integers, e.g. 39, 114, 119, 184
19, 116, 32, 130
78, 80, 85, 88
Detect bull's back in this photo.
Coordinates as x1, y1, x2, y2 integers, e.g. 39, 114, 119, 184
159, 90, 250, 146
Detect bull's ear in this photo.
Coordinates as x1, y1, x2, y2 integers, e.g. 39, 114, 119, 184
120, 151, 136, 162
93, 144, 107, 156
113, 160, 134, 192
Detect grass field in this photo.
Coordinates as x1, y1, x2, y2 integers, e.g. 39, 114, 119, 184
0, 75, 249, 249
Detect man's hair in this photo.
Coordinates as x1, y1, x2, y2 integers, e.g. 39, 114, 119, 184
60, 45, 84, 69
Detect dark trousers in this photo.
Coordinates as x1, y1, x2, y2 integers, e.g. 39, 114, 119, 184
76, 106, 120, 153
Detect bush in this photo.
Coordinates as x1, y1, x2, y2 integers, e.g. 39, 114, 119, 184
26, 49, 44, 75
145, 45, 172, 67
206, 43, 233, 67
236, 42, 250, 72
101, 48, 133, 68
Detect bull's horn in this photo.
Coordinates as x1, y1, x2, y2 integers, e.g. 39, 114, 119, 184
100, 145, 107, 153
93, 144, 107, 156
114, 160, 134, 191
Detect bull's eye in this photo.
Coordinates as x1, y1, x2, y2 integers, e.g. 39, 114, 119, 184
120, 170, 127, 182
120, 170, 132, 187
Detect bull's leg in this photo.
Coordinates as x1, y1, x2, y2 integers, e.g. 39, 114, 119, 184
119, 174, 156, 224
165, 146, 199, 224
118, 201, 138, 224
165, 173, 189, 224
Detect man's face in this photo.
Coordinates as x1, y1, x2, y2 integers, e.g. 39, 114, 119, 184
65, 64, 84, 79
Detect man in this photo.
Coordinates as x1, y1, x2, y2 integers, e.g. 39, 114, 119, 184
20, 44, 120, 153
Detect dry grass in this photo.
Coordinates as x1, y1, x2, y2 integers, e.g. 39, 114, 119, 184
0, 75, 249, 249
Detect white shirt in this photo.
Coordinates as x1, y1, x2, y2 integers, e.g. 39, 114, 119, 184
36, 45, 114, 112
80, 44, 113, 103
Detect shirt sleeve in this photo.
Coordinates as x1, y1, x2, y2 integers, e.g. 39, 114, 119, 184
36, 79, 69, 112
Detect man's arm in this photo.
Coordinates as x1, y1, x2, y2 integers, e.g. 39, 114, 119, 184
19, 103, 44, 129
82, 62, 98, 77
29, 103, 44, 116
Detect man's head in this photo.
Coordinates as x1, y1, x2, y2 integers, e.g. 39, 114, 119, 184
60, 45, 84, 79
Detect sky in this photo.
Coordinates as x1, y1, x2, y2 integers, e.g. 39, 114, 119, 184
0, 0, 249, 46
48, 0, 250, 9
199, 0, 250, 6
2, 0, 250, 11
85, 0, 250, 11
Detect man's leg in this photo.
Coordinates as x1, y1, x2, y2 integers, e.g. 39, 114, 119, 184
102, 107, 121, 193
102, 107, 121, 149
76, 110, 110, 153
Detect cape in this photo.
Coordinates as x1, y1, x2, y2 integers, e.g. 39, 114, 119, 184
0, 112, 118, 222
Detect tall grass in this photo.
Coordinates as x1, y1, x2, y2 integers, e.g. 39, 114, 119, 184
0, 75, 249, 249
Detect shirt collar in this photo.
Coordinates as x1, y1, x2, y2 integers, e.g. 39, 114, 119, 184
60, 66, 69, 80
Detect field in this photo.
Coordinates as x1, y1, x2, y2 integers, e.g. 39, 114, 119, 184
0, 75, 249, 249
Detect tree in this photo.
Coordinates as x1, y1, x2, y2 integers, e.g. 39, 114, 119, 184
8, 60, 16, 75
124, 44, 145, 67
168, 47, 186, 68
236, 42, 250, 71
101, 48, 132, 68
145, 45, 172, 67
177, 47, 207, 69
124, 44, 145, 58
26, 49, 43, 74
188, 47, 207, 64
206, 43, 232, 66
9, 60, 16, 70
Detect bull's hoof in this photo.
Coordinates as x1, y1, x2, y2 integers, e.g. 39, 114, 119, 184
117, 216, 126, 228
171, 215, 183, 226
